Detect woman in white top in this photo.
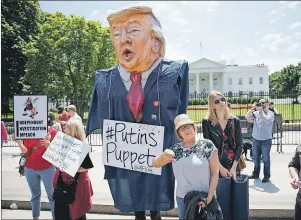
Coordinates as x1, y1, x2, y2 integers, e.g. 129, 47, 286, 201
152, 114, 220, 219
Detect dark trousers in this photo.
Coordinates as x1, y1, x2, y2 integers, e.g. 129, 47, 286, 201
295, 202, 301, 220
134, 211, 161, 220
54, 201, 86, 220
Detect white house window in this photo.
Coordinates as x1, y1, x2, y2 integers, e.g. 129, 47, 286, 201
249, 77, 253, 84
213, 78, 217, 87
239, 77, 243, 85
228, 78, 232, 85
259, 77, 263, 84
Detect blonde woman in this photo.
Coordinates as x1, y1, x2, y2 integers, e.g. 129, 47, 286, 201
152, 114, 222, 220
202, 90, 243, 180
50, 120, 94, 220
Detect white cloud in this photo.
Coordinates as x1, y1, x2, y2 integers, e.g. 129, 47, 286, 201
243, 48, 253, 52
286, 43, 301, 52
289, 21, 301, 29
269, 19, 277, 23
262, 33, 292, 45
279, 1, 300, 9
269, 10, 277, 15
90, 9, 100, 17
294, 32, 301, 39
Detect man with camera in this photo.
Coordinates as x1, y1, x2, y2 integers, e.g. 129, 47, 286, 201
245, 99, 275, 183
289, 143, 301, 219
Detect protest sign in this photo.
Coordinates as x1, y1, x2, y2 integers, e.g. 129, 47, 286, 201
42, 131, 91, 177
102, 119, 164, 175
14, 95, 48, 139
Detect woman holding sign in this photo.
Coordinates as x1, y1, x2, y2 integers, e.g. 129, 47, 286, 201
51, 120, 94, 220
12, 128, 57, 220
152, 114, 222, 220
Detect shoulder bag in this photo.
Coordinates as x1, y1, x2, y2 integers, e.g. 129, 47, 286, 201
231, 119, 247, 170
18, 141, 40, 177
52, 171, 81, 204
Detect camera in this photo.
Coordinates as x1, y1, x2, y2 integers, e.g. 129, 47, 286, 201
255, 102, 262, 107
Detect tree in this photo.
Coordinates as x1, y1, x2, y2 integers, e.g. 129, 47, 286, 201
269, 62, 301, 101
269, 71, 281, 90
1, 0, 42, 113
22, 12, 116, 118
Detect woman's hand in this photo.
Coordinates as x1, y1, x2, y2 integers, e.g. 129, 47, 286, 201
40, 139, 50, 148
220, 166, 231, 178
198, 196, 212, 208
12, 135, 22, 145
163, 149, 175, 163
291, 177, 300, 189
230, 166, 237, 180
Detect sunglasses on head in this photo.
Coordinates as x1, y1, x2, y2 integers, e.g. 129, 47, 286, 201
214, 97, 226, 104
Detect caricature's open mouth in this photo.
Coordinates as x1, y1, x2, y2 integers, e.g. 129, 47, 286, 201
122, 49, 134, 61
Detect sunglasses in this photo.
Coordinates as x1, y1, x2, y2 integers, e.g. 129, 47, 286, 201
214, 97, 226, 104
179, 124, 193, 131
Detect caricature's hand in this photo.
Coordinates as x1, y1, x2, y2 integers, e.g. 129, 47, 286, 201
291, 177, 300, 189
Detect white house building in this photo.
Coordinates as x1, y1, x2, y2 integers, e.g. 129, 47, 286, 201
188, 58, 269, 94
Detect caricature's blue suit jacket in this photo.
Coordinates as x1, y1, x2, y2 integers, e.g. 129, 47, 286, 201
86, 59, 189, 212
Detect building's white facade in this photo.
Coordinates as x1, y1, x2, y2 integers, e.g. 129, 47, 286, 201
188, 58, 269, 94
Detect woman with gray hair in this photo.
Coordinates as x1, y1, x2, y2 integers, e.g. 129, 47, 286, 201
152, 114, 221, 220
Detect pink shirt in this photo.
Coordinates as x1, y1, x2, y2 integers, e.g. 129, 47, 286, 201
1, 122, 8, 140
53, 170, 94, 219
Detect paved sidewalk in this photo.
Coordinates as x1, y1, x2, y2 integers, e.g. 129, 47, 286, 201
1, 145, 297, 219
1, 209, 177, 219
0, 209, 293, 220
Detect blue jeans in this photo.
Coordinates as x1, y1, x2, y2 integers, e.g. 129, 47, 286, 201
24, 166, 55, 218
252, 139, 272, 178
176, 196, 185, 220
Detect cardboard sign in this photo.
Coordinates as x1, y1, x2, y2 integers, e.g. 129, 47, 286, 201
103, 119, 164, 175
42, 131, 91, 177
14, 95, 48, 139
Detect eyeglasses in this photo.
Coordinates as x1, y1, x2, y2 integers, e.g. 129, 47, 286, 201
179, 124, 193, 131
214, 97, 226, 104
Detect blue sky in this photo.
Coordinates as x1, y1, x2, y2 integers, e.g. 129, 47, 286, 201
39, 1, 301, 73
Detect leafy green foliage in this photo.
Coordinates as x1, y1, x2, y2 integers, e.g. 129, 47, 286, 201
269, 62, 301, 99
1, 0, 41, 112
22, 12, 116, 117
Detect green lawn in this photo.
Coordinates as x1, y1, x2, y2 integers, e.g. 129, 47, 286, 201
187, 104, 301, 122
2, 104, 301, 122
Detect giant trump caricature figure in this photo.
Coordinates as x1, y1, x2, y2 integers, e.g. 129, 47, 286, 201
86, 6, 189, 220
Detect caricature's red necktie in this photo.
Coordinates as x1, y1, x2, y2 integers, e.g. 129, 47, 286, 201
126, 73, 144, 122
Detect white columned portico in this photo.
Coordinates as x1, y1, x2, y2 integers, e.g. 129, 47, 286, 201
209, 72, 213, 93
196, 73, 200, 93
